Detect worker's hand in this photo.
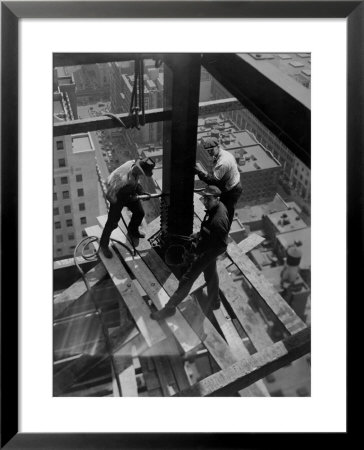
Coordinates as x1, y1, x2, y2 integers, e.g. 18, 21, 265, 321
106, 193, 117, 204
129, 193, 138, 202
194, 165, 202, 175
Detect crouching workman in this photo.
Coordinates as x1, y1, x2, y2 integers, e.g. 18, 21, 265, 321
151, 186, 229, 320
100, 157, 155, 259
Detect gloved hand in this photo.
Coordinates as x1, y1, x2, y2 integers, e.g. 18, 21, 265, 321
129, 193, 139, 202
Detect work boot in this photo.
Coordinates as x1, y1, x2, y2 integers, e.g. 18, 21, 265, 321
128, 227, 145, 239
100, 245, 113, 259
150, 306, 176, 320
211, 297, 221, 310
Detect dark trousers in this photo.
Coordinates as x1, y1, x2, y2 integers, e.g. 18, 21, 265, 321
221, 183, 243, 225
167, 246, 226, 309
100, 199, 144, 247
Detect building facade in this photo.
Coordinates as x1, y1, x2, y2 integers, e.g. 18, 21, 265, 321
53, 75, 101, 260
210, 57, 311, 203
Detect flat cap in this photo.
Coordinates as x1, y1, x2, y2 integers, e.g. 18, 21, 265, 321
201, 136, 219, 149
201, 185, 221, 197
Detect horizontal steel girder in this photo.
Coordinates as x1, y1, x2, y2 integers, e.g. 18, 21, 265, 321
53, 99, 242, 137
202, 53, 311, 167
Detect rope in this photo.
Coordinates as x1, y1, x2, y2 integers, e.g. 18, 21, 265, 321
129, 58, 146, 129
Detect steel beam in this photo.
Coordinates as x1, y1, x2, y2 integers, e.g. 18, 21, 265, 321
53, 53, 162, 68
175, 326, 310, 397
53, 99, 241, 137
53, 108, 170, 137
202, 53, 311, 167
161, 54, 202, 238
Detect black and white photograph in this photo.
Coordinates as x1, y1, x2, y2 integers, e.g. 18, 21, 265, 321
2, 1, 354, 445
53, 53, 311, 398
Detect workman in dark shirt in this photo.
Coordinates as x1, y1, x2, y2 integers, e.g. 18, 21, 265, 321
151, 185, 229, 321
99, 157, 155, 258
195, 136, 242, 226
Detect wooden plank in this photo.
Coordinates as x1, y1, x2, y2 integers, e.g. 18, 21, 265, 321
112, 357, 138, 397
178, 296, 237, 370
193, 194, 307, 335
213, 303, 270, 397
108, 212, 205, 294
224, 244, 307, 335
213, 303, 249, 361
175, 327, 310, 397
238, 233, 266, 254
153, 356, 178, 397
96, 217, 201, 353
151, 340, 180, 396
53, 263, 107, 318
164, 338, 191, 391
216, 263, 273, 351
86, 226, 165, 348
139, 360, 161, 393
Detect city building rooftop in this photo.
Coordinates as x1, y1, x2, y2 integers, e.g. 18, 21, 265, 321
233, 143, 279, 172
72, 133, 94, 153
276, 227, 311, 269
266, 208, 307, 234
236, 194, 289, 227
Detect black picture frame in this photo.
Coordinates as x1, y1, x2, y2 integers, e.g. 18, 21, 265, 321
1, 1, 358, 448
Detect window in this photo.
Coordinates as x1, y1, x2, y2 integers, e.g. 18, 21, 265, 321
64, 205, 71, 214
55, 221, 61, 229
77, 188, 84, 197
53, 192, 57, 201
79, 203, 85, 211
58, 158, 66, 168
61, 176, 68, 184
53, 207, 59, 215
56, 141, 64, 150
66, 219, 73, 227
62, 191, 70, 199
76, 174, 83, 182
68, 233, 75, 240
56, 235, 63, 243
82, 230, 87, 237
80, 217, 87, 225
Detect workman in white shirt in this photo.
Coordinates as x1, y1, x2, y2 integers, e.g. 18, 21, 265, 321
194, 136, 242, 225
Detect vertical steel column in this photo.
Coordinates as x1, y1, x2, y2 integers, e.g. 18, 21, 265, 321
161, 54, 201, 240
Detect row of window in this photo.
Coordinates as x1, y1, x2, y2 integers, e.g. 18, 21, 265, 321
55, 230, 88, 253
55, 233, 74, 243
55, 246, 75, 254
54, 217, 87, 229
54, 203, 85, 215
53, 189, 84, 201
54, 174, 83, 185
